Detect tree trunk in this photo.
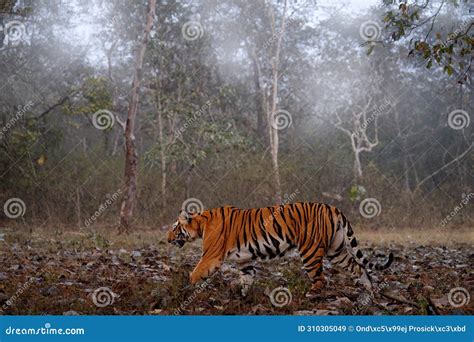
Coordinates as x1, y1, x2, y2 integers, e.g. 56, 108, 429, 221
354, 149, 363, 180
267, 0, 287, 204
394, 110, 411, 192
401, 138, 411, 192
156, 93, 167, 211
251, 52, 266, 139
118, 0, 156, 234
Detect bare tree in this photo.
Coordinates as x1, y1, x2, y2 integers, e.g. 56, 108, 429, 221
335, 95, 379, 181
118, 0, 156, 234
414, 142, 473, 191
266, 0, 288, 204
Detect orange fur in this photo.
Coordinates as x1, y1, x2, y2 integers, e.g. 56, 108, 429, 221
168, 203, 393, 297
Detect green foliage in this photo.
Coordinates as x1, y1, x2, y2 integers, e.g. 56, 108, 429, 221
65, 77, 113, 119
382, 0, 472, 79
349, 185, 367, 202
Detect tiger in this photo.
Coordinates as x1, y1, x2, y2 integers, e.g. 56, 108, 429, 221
167, 202, 393, 298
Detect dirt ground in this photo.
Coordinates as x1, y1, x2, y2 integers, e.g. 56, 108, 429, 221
0, 226, 472, 315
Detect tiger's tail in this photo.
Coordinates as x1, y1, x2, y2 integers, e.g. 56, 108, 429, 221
340, 213, 394, 271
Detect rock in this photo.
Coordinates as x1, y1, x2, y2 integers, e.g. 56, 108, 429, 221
111, 255, 120, 265
150, 275, 169, 282
149, 309, 163, 314
41, 286, 59, 296
314, 310, 339, 315
63, 310, 80, 315
0, 272, 8, 281
131, 250, 142, 258
249, 304, 267, 315
328, 297, 352, 307
293, 310, 314, 315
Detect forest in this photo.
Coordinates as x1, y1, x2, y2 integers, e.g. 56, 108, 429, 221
0, 0, 472, 315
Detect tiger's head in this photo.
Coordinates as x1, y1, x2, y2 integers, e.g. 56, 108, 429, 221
167, 210, 201, 248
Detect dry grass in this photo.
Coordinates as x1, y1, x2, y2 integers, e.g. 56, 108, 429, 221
2, 223, 472, 250
357, 226, 474, 246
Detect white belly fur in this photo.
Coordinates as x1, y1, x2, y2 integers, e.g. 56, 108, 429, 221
227, 240, 293, 261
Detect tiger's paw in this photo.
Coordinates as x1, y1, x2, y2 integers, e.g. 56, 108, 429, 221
305, 279, 326, 299
189, 271, 202, 285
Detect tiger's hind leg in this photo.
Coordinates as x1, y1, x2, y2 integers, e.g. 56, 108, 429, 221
299, 246, 326, 298
327, 248, 373, 292
327, 218, 373, 292
237, 261, 256, 297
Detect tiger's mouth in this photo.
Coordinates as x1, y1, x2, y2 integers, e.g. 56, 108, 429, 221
171, 239, 186, 248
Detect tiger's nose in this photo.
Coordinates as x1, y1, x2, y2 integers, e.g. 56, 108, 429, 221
167, 231, 174, 243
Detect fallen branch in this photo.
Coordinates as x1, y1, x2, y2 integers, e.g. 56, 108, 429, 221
426, 295, 441, 315
380, 290, 420, 308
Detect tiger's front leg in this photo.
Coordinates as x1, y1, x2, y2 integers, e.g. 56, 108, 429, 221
189, 257, 222, 284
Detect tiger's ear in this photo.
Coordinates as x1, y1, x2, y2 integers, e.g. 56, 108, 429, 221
178, 210, 192, 223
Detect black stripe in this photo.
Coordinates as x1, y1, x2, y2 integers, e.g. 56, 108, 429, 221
305, 256, 322, 269
302, 242, 322, 264
241, 265, 255, 274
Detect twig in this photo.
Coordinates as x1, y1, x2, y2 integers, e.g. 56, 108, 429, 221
380, 290, 420, 308
416, 143, 473, 189
426, 295, 440, 315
